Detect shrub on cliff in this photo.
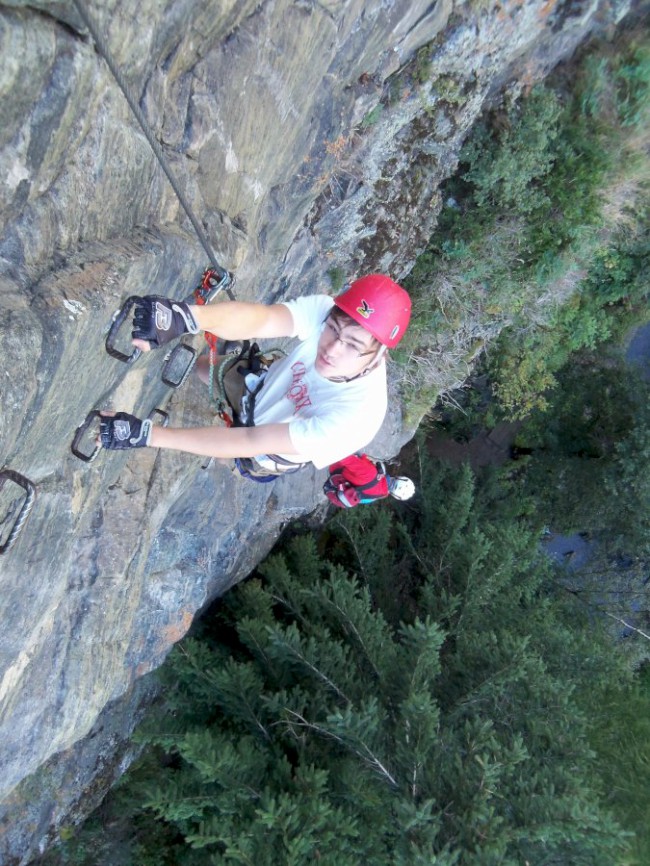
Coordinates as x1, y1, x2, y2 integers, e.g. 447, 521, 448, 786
399, 30, 650, 420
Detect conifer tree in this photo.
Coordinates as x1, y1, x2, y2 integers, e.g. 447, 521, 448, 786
52, 456, 634, 866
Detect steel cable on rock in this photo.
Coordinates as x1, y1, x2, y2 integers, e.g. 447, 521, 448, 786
71, 0, 235, 299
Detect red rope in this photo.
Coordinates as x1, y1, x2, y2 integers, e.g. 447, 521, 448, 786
193, 268, 233, 426
194, 267, 220, 353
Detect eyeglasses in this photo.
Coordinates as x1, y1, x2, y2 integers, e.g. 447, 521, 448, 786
323, 319, 377, 358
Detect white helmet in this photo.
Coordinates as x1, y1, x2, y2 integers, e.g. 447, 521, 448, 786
388, 476, 415, 501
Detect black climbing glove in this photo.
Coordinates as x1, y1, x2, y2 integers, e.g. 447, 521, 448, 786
132, 296, 200, 348
100, 413, 153, 450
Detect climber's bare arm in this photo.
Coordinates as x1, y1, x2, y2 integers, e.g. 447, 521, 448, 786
132, 300, 294, 352
190, 301, 294, 340
149, 421, 299, 460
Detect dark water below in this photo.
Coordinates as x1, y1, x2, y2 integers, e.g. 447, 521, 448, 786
625, 320, 650, 379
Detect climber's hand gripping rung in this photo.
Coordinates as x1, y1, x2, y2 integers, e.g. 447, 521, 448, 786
71, 407, 170, 463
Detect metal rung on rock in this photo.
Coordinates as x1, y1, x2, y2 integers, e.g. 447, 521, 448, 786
161, 343, 196, 388
0, 469, 36, 555
105, 296, 143, 364
71, 410, 102, 463
148, 408, 170, 427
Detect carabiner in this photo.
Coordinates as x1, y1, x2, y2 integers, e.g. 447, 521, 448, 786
193, 267, 234, 305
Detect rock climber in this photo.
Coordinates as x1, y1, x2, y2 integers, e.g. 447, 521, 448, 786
324, 453, 416, 507
99, 274, 412, 481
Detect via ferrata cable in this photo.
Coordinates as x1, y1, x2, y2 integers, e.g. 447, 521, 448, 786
71, 0, 235, 299
71, 0, 238, 422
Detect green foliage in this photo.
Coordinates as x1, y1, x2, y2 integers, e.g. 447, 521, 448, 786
399, 31, 650, 419
580, 36, 650, 128
485, 208, 650, 418
327, 266, 346, 293
584, 664, 650, 865
360, 103, 383, 128
460, 87, 565, 218
433, 74, 464, 105
47, 455, 649, 865
414, 45, 432, 84
514, 347, 650, 558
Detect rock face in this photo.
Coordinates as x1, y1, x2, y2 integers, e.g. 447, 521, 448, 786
0, 0, 636, 861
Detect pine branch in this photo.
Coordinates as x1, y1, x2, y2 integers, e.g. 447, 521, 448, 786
235, 689, 272, 742
395, 521, 430, 573
318, 594, 382, 681
335, 520, 366, 577
270, 631, 352, 705
284, 709, 398, 788
603, 610, 650, 642
236, 618, 278, 679
559, 583, 650, 641
268, 589, 313, 632
405, 720, 423, 799
177, 646, 272, 741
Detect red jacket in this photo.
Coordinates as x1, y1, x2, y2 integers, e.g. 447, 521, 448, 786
324, 454, 389, 508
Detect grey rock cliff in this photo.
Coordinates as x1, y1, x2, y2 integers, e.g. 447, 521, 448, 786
0, 0, 636, 861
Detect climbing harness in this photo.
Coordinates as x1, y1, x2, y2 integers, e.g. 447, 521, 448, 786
193, 340, 308, 481
234, 458, 278, 483
216, 342, 279, 427
192, 268, 235, 426
221, 344, 309, 482
208, 350, 241, 427
235, 453, 308, 483
0, 469, 36, 555
71, 407, 169, 463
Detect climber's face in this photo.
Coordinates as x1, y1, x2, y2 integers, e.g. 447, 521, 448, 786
315, 315, 380, 380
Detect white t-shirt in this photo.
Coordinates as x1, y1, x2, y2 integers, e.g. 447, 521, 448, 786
252, 295, 387, 469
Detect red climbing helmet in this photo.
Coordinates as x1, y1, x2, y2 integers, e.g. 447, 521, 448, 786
334, 274, 411, 348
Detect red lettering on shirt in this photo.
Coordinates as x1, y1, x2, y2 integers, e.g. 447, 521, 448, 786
286, 362, 312, 414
